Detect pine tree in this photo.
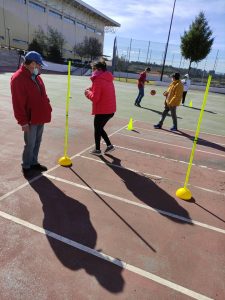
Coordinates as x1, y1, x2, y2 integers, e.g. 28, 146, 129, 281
180, 11, 214, 71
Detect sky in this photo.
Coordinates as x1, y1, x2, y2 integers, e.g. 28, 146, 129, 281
83, 0, 225, 61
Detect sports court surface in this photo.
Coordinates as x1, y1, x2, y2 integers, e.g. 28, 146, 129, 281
0, 73, 225, 300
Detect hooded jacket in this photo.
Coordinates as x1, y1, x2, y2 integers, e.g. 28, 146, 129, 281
165, 79, 183, 107
11, 65, 52, 126
85, 70, 116, 115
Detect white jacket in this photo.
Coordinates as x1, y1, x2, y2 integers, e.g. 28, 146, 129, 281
181, 78, 191, 92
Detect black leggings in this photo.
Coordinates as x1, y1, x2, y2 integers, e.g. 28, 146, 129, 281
94, 113, 114, 150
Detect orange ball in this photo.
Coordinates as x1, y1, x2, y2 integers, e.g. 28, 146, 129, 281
150, 89, 156, 95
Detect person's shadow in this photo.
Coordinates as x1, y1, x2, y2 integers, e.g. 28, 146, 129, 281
99, 154, 193, 225
141, 106, 182, 119
28, 174, 124, 293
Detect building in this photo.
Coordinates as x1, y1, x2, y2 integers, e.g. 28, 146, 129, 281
0, 0, 120, 57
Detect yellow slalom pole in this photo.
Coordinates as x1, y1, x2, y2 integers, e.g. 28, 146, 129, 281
176, 75, 212, 200
58, 61, 72, 167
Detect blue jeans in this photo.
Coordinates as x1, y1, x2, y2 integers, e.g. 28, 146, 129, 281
135, 87, 144, 105
22, 124, 44, 169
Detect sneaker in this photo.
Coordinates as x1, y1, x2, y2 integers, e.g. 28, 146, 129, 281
136, 104, 141, 107
104, 145, 115, 154
154, 124, 162, 129
31, 164, 48, 172
89, 149, 102, 156
170, 126, 178, 131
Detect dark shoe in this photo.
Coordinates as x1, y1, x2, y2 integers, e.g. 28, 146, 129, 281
134, 103, 137, 106
104, 145, 115, 154
154, 124, 162, 129
31, 164, 48, 172
89, 149, 102, 156
136, 104, 141, 107
170, 126, 178, 131
22, 168, 32, 177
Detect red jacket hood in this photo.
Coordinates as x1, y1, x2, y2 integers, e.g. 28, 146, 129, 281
91, 70, 114, 82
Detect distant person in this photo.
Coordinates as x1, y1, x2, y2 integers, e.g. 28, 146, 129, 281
154, 72, 183, 131
134, 67, 151, 107
181, 74, 191, 105
11, 51, 52, 176
85, 60, 116, 156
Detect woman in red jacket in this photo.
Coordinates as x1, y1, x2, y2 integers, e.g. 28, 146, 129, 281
85, 61, 116, 155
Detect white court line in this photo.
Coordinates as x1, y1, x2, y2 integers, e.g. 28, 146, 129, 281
113, 144, 225, 174
45, 174, 225, 234
0, 210, 213, 300
79, 155, 225, 197
117, 133, 225, 158
0, 123, 129, 203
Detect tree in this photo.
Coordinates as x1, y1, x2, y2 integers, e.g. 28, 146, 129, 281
46, 27, 65, 62
84, 37, 103, 60
73, 43, 86, 60
28, 38, 44, 56
180, 11, 214, 71
74, 37, 103, 61
28, 27, 47, 56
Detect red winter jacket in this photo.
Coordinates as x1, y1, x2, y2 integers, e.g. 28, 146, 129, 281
11, 65, 52, 126
85, 70, 116, 115
138, 71, 147, 88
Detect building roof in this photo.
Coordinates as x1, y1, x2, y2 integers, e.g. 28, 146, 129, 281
70, 0, 120, 27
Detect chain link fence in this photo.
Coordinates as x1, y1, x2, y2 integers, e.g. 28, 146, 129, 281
112, 36, 225, 88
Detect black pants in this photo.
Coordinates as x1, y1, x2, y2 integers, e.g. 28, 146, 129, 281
182, 91, 187, 104
159, 105, 177, 128
94, 113, 114, 150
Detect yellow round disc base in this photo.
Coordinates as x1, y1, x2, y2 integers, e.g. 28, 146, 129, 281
58, 156, 72, 167
176, 187, 192, 200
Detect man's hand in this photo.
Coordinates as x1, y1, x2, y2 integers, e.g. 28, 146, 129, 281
22, 124, 29, 132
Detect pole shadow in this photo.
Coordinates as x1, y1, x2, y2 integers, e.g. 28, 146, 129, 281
69, 167, 156, 253
99, 154, 193, 225
27, 174, 124, 293
183, 104, 217, 114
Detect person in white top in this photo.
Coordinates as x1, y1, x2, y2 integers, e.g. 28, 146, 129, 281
181, 74, 191, 105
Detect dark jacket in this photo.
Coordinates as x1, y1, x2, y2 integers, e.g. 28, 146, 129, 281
11, 65, 52, 126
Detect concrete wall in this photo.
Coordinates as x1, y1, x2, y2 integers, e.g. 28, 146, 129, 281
0, 0, 105, 57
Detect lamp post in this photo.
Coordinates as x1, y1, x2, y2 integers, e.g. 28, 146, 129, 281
160, 0, 176, 81
7, 27, 11, 50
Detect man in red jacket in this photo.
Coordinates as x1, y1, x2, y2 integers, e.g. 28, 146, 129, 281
134, 67, 151, 107
11, 51, 52, 176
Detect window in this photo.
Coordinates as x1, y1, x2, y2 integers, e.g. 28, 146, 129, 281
13, 38, 28, 45
63, 49, 72, 54
87, 26, 95, 33
0, 36, 4, 40
76, 21, 86, 29
16, 0, 26, 4
49, 10, 62, 19
29, 1, 45, 12
96, 31, 102, 36
64, 16, 75, 24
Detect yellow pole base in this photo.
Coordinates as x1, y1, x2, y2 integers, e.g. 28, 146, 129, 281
176, 187, 192, 201
58, 156, 72, 167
